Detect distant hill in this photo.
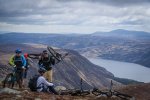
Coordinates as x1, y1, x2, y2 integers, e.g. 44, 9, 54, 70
92, 29, 150, 40
0, 29, 150, 44
0, 29, 150, 68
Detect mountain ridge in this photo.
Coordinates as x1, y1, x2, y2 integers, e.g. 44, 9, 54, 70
91, 29, 150, 40
0, 29, 149, 68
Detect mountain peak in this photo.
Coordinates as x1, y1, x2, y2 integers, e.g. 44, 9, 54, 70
110, 29, 129, 32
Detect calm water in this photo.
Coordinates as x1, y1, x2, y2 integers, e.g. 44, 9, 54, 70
88, 58, 150, 83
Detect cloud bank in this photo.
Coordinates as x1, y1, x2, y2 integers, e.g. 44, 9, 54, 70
0, 0, 150, 33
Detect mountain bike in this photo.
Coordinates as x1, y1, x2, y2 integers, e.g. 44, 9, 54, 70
92, 81, 135, 100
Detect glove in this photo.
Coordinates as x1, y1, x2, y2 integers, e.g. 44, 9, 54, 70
49, 83, 54, 87
22, 66, 25, 69
51, 83, 54, 87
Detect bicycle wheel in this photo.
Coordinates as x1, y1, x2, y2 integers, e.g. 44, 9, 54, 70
3, 73, 15, 88
79, 90, 90, 96
70, 89, 90, 96
114, 91, 134, 100
59, 89, 74, 95
47, 46, 62, 61
92, 88, 103, 96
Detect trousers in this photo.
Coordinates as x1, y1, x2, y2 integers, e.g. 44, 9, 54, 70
43, 69, 53, 82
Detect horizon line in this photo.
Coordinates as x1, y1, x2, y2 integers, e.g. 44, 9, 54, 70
0, 29, 150, 34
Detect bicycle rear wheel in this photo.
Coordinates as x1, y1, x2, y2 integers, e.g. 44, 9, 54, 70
92, 88, 104, 96
114, 91, 134, 100
70, 89, 90, 96
3, 73, 15, 88
79, 90, 90, 96
47, 46, 62, 61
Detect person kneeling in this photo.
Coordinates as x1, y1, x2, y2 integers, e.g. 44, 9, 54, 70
37, 68, 58, 94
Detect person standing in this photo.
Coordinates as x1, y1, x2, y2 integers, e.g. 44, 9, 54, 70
38, 50, 55, 82
9, 49, 26, 88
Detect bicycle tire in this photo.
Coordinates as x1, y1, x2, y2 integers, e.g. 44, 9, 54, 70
3, 73, 15, 88
92, 88, 111, 96
60, 89, 90, 96
79, 90, 90, 96
92, 88, 103, 96
114, 91, 134, 100
47, 46, 62, 61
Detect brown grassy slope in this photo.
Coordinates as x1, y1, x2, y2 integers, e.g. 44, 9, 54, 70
119, 83, 150, 100
0, 83, 150, 100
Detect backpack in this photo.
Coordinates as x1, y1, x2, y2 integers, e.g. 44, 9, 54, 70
13, 55, 25, 68
28, 75, 40, 91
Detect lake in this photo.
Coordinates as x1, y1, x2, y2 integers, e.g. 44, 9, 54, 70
88, 58, 150, 83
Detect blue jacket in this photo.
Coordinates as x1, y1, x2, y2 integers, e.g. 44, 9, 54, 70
9, 55, 26, 68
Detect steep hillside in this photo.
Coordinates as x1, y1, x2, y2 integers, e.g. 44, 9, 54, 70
0, 44, 116, 89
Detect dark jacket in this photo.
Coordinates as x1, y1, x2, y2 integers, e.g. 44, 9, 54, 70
38, 55, 55, 70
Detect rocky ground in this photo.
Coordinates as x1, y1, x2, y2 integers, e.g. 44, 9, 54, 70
0, 87, 125, 100
0, 83, 150, 100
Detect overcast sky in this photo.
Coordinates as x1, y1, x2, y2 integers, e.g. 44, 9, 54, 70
0, 0, 150, 33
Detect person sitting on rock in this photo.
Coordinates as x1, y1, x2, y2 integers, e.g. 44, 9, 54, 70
37, 67, 58, 94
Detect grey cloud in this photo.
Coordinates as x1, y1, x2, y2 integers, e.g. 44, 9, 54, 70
0, 0, 63, 17
1, 0, 148, 18
0, 0, 150, 28
0, 16, 46, 25
92, 0, 150, 6
0, 0, 84, 25
0, 0, 67, 24
57, 0, 150, 6
119, 20, 143, 26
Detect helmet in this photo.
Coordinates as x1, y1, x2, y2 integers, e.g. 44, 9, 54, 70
15, 49, 22, 53
38, 67, 46, 73
24, 53, 28, 59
